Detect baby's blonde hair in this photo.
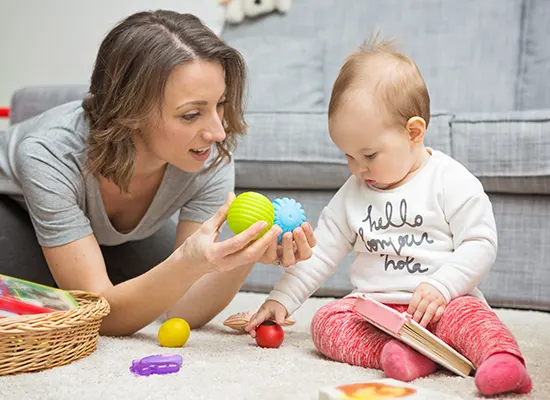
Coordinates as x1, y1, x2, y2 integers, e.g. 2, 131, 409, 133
328, 34, 430, 129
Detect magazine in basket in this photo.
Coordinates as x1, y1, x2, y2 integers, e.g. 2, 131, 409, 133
0, 274, 78, 317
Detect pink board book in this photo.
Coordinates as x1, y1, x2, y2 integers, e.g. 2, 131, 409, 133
353, 294, 475, 378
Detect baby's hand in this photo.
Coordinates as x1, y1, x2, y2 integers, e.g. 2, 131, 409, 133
407, 283, 447, 327
244, 300, 288, 338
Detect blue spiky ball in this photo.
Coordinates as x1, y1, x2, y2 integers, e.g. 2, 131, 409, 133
273, 198, 307, 243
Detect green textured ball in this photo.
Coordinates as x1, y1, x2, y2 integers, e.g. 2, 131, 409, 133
227, 192, 274, 239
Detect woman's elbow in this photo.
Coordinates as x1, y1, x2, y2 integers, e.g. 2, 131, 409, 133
165, 309, 215, 330
99, 324, 134, 337
188, 320, 208, 330
98, 315, 140, 337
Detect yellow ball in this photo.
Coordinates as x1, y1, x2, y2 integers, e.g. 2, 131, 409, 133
158, 318, 191, 348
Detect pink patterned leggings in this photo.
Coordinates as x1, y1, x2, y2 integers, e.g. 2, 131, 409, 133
311, 296, 524, 370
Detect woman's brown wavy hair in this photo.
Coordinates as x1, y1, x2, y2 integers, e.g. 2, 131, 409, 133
82, 10, 247, 192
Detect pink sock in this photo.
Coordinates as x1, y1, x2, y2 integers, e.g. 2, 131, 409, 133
380, 340, 438, 382
475, 353, 532, 395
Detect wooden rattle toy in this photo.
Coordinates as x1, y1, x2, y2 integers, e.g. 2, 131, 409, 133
223, 310, 296, 331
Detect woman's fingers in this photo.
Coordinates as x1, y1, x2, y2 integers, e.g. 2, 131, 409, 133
264, 240, 278, 265
207, 220, 268, 262
203, 210, 318, 270
219, 225, 282, 269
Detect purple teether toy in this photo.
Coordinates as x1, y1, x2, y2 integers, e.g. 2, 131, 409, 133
130, 354, 183, 376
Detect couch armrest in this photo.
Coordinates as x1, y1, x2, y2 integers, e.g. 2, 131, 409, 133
9, 85, 88, 125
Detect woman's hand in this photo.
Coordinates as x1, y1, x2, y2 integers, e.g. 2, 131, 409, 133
259, 222, 317, 267
177, 193, 283, 274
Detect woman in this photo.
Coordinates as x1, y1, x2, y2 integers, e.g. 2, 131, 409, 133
0, 10, 315, 336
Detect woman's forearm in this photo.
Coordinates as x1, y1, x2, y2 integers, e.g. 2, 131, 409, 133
99, 251, 204, 336
166, 262, 255, 328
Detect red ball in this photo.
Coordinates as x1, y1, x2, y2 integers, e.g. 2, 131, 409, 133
255, 321, 284, 348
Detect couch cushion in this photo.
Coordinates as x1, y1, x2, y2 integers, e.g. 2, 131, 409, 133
323, 0, 523, 113
516, 0, 550, 110
451, 110, 550, 195
226, 36, 324, 111
235, 112, 347, 189
478, 193, 550, 311
10, 85, 88, 125
234, 111, 453, 189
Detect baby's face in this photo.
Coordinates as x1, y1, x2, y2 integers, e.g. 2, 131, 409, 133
329, 97, 418, 190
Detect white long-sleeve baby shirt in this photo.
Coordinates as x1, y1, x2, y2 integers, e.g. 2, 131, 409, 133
268, 150, 498, 315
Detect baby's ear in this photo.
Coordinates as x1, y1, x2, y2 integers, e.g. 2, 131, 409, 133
406, 116, 426, 143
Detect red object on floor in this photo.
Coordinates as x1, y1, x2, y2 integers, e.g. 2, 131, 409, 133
255, 321, 284, 348
0, 107, 9, 118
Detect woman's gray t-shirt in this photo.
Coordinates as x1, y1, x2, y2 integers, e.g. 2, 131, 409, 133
0, 101, 235, 247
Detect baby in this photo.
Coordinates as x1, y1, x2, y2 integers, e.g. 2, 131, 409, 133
245, 37, 532, 396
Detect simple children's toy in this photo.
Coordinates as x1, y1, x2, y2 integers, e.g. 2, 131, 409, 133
353, 295, 475, 378
130, 354, 183, 377
223, 310, 296, 331
227, 192, 274, 240
158, 318, 191, 348
273, 197, 307, 243
318, 378, 459, 400
227, 192, 306, 243
220, 0, 292, 24
255, 321, 284, 348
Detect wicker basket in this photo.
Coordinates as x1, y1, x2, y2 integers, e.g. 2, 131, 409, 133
0, 291, 110, 376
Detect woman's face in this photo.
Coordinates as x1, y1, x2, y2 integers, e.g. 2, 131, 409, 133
140, 60, 228, 173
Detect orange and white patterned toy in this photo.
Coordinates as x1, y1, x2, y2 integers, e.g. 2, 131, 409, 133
223, 310, 296, 331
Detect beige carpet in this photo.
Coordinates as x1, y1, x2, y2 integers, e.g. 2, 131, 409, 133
1, 292, 548, 400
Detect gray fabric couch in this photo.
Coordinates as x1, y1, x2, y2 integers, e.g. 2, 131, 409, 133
5, 0, 550, 312
223, 0, 550, 313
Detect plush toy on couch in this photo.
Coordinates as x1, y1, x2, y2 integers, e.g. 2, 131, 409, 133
220, 0, 292, 24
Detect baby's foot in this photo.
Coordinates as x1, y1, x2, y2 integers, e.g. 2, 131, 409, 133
380, 340, 438, 382
475, 353, 532, 396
